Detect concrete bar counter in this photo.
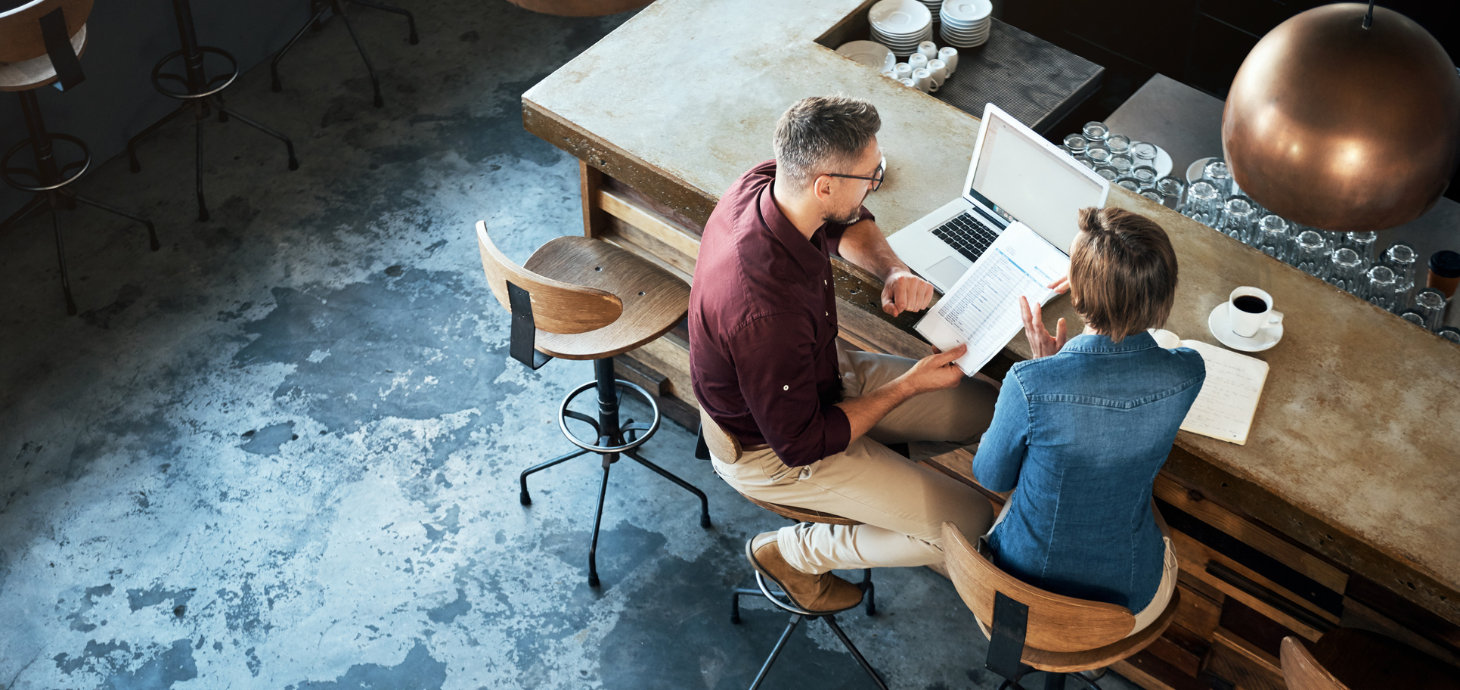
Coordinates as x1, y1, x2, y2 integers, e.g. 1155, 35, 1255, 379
521, 0, 1460, 686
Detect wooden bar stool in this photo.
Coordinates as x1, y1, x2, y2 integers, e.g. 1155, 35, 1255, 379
271, 0, 419, 108
475, 221, 709, 588
1281, 630, 1460, 690
942, 522, 1181, 690
697, 410, 887, 690
126, 0, 299, 222
2, 0, 159, 314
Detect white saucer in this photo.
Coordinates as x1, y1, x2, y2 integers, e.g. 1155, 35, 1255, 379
1187, 156, 1217, 185
836, 41, 896, 71
1208, 302, 1283, 352
1131, 141, 1173, 178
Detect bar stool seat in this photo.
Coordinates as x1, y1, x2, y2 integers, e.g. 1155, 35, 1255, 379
943, 522, 1180, 688
697, 409, 887, 690
477, 221, 709, 588
0, 23, 84, 91
519, 236, 689, 359
1282, 629, 1460, 690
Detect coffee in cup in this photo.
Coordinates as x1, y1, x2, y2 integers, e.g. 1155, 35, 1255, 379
1228, 286, 1283, 338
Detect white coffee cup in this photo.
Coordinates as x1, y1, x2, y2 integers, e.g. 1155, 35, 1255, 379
927, 59, 948, 89
1228, 286, 1283, 338
899, 77, 918, 89
894, 62, 913, 80
939, 46, 959, 74
908, 53, 929, 72
911, 68, 932, 92
917, 41, 939, 60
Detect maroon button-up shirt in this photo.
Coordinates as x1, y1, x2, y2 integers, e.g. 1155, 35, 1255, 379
689, 160, 873, 467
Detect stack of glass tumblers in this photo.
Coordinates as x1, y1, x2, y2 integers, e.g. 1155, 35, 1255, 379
1061, 121, 1431, 326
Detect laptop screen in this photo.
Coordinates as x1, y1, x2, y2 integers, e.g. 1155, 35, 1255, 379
969, 110, 1106, 252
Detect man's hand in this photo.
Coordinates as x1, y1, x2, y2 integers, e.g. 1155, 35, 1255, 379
899, 344, 968, 394
1019, 295, 1067, 358
881, 268, 935, 317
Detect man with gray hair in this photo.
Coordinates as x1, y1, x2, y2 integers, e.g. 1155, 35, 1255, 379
689, 96, 998, 613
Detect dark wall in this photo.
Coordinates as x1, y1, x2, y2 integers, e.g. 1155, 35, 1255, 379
1, 0, 314, 220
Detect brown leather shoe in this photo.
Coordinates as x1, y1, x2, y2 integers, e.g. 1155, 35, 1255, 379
745, 533, 864, 614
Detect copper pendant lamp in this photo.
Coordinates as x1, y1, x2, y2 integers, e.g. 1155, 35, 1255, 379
1222, 2, 1460, 232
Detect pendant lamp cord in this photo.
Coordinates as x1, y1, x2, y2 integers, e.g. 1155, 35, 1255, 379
1362, 0, 1375, 29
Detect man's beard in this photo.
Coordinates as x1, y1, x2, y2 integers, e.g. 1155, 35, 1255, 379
824, 205, 863, 226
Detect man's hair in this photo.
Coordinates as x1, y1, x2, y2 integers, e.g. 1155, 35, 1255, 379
1068, 207, 1179, 342
773, 96, 881, 191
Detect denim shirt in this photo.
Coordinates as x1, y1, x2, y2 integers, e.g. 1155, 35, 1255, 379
973, 332, 1205, 611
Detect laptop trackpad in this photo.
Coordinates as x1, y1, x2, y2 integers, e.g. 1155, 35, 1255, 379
927, 256, 970, 288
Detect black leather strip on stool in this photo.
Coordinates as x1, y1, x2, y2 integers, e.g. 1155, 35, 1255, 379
475, 221, 709, 588
126, 0, 299, 223
1, 0, 159, 314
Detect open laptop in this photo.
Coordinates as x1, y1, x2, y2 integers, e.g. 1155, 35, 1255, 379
888, 103, 1111, 292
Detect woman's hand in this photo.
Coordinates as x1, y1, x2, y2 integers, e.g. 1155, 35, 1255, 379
1019, 295, 1068, 359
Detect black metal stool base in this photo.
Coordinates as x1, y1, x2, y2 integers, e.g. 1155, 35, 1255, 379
730, 573, 888, 690
518, 357, 711, 587
271, 0, 419, 108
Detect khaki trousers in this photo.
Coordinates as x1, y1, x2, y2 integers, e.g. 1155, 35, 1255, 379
711, 348, 999, 573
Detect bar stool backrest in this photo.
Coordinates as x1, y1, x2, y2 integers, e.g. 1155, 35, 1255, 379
1280, 637, 1349, 690
698, 407, 743, 462
475, 221, 623, 335
942, 522, 1136, 654
0, 0, 91, 63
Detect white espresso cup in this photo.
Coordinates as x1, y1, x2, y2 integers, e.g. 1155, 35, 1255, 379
917, 41, 939, 60
894, 62, 913, 81
1228, 286, 1283, 338
911, 68, 932, 92
938, 46, 959, 74
927, 59, 948, 89
908, 53, 929, 72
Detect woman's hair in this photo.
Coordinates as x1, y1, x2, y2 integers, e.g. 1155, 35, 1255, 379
1068, 207, 1179, 342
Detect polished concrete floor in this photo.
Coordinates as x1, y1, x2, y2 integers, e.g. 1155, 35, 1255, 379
0, 3, 1145, 689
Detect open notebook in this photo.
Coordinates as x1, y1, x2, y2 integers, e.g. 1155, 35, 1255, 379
1151, 329, 1269, 445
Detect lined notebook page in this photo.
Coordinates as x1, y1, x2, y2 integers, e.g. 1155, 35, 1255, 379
1174, 339, 1269, 445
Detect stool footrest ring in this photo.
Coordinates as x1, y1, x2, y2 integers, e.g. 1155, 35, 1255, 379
558, 378, 660, 454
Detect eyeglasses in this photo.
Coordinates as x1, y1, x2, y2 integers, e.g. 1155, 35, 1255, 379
824, 158, 885, 192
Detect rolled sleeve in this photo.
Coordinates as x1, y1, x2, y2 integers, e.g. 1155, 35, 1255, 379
973, 368, 1031, 492
729, 314, 851, 466
825, 206, 875, 257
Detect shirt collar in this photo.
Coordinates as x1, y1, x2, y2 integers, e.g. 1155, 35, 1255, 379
757, 180, 829, 277
1061, 331, 1159, 354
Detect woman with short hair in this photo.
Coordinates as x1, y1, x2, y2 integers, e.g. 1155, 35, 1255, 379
973, 206, 1205, 634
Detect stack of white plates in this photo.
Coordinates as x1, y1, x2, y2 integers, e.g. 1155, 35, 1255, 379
939, 0, 992, 48
869, 0, 933, 57
914, 0, 941, 18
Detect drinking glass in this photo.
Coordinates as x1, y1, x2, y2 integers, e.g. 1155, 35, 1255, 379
1217, 196, 1256, 243
1383, 241, 1418, 288
1343, 231, 1378, 268
1082, 121, 1109, 143
1109, 153, 1134, 176
1131, 142, 1157, 170
1438, 327, 1460, 344
1202, 160, 1234, 197
1399, 310, 1427, 328
1291, 230, 1330, 278
1154, 176, 1185, 209
1413, 288, 1448, 332
1106, 134, 1131, 156
1093, 164, 1118, 182
1086, 144, 1112, 166
1140, 189, 1164, 203
1115, 176, 1142, 193
1078, 157, 1096, 170
1365, 265, 1400, 312
1326, 247, 1364, 294
1181, 180, 1222, 226
1062, 133, 1088, 159
1254, 215, 1290, 259
1131, 165, 1158, 187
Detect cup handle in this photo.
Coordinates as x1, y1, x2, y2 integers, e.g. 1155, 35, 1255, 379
1268, 310, 1284, 326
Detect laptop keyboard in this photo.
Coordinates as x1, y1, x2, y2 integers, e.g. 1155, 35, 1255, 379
931, 212, 1000, 263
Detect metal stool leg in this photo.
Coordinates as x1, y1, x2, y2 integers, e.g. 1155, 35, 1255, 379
730, 587, 762, 624
344, 0, 419, 44
271, 3, 333, 92
587, 453, 614, 587
748, 614, 803, 690
332, 1, 385, 108
126, 103, 190, 173
0, 195, 46, 234
1043, 672, 1068, 689
192, 104, 208, 221
823, 615, 890, 690
518, 448, 589, 505
68, 192, 161, 251
625, 450, 712, 528
211, 97, 300, 170
862, 568, 876, 616
45, 194, 76, 315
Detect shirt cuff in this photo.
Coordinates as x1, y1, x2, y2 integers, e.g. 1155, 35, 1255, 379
821, 403, 852, 458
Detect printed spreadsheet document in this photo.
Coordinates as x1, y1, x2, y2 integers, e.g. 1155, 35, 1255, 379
915, 222, 1069, 376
